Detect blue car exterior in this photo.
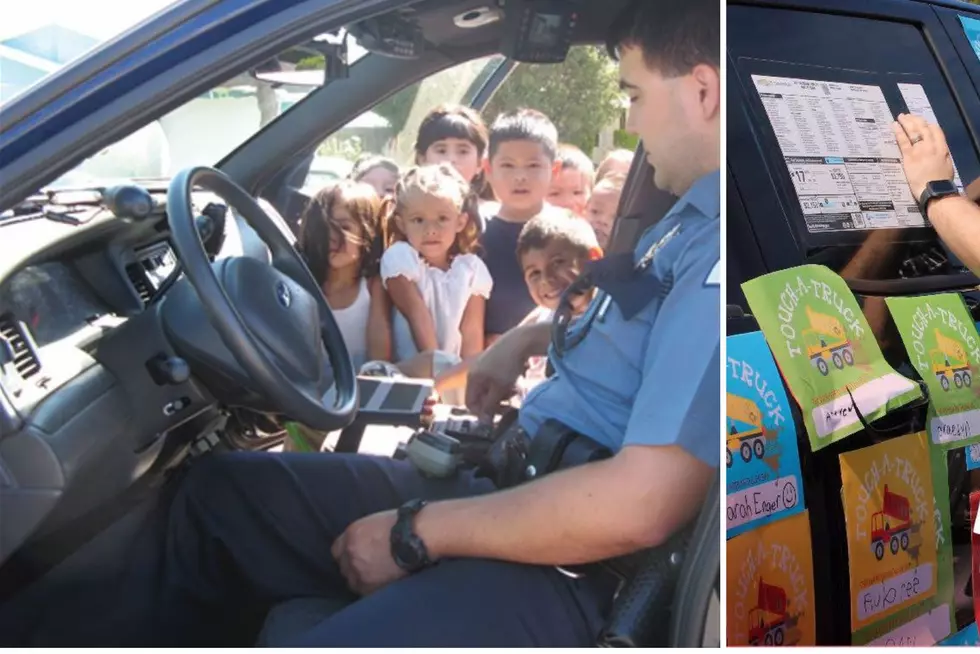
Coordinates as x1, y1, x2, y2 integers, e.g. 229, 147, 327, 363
0, 0, 400, 208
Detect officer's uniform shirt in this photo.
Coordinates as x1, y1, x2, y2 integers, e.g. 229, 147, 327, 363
518, 171, 720, 467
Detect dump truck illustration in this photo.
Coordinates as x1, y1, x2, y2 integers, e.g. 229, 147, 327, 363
748, 578, 788, 646
930, 329, 972, 391
801, 306, 854, 376
870, 484, 911, 561
726, 393, 765, 467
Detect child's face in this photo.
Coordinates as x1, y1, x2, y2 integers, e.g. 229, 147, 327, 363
359, 166, 398, 199
585, 185, 621, 249
486, 140, 556, 216
548, 167, 592, 216
520, 240, 589, 313
327, 202, 363, 270
421, 138, 481, 185
395, 189, 468, 262
597, 154, 632, 181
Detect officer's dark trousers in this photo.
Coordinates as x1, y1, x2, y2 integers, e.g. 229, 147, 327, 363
146, 450, 615, 646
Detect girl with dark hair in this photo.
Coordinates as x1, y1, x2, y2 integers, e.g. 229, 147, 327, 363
297, 180, 392, 370
414, 104, 496, 205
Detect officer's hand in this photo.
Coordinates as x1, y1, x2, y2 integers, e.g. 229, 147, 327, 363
331, 510, 406, 595
893, 113, 954, 201
465, 330, 529, 420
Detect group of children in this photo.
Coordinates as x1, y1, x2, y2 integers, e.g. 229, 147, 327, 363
296, 103, 632, 406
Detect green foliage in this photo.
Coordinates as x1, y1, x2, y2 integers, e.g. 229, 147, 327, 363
613, 129, 639, 151
483, 46, 623, 154
318, 135, 364, 161
296, 55, 324, 71
373, 82, 423, 137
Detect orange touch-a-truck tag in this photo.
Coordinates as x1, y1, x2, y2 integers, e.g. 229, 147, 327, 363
839, 432, 939, 634
726, 510, 816, 646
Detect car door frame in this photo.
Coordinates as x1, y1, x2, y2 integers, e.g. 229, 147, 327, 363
0, 0, 413, 211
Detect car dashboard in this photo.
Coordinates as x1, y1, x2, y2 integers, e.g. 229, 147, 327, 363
0, 187, 267, 566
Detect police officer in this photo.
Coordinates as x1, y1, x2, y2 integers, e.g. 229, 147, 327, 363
136, 0, 720, 646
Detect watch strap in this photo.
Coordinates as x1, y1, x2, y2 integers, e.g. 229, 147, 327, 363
391, 498, 432, 572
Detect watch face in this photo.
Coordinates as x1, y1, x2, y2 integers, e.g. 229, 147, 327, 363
396, 541, 422, 568
929, 180, 958, 195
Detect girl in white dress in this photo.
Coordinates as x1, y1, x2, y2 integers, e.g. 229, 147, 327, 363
380, 164, 492, 367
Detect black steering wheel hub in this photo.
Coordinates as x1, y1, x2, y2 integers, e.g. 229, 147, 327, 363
161, 166, 357, 431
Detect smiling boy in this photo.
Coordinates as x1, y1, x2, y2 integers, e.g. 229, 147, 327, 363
515, 212, 602, 396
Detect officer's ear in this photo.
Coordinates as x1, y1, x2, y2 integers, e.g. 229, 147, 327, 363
690, 62, 721, 123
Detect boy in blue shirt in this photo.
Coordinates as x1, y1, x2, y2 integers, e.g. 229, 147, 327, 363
480, 109, 562, 343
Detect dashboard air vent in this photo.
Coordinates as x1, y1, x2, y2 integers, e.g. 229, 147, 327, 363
0, 315, 41, 379
125, 264, 152, 304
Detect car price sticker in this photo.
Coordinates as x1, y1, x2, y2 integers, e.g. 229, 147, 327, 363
752, 75, 927, 233
897, 83, 964, 195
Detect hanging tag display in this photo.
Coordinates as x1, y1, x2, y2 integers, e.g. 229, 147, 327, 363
886, 294, 980, 449
742, 264, 921, 450
725, 331, 806, 538
726, 510, 816, 646
840, 432, 941, 637
851, 442, 956, 645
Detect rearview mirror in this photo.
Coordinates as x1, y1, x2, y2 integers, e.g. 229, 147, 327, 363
250, 33, 349, 88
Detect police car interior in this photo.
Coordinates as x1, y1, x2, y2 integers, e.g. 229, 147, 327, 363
0, 0, 717, 647
727, 0, 980, 643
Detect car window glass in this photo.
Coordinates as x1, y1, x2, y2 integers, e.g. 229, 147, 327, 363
302, 55, 504, 194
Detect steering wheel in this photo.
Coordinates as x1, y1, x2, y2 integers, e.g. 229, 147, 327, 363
162, 166, 357, 431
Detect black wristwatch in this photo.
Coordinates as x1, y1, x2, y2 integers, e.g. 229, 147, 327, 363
917, 180, 959, 216
390, 498, 433, 572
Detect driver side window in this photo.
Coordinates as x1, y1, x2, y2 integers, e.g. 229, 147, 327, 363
302, 55, 505, 195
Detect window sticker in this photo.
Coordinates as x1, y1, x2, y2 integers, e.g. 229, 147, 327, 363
752, 75, 922, 233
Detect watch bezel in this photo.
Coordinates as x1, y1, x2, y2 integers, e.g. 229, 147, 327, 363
918, 179, 959, 215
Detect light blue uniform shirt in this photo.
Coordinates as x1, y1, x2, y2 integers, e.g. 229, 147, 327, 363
518, 170, 720, 467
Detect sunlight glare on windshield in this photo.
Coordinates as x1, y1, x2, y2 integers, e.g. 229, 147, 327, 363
0, 0, 179, 107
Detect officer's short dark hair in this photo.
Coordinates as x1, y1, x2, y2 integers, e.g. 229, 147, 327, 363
488, 108, 559, 161
605, 0, 719, 76
517, 212, 601, 262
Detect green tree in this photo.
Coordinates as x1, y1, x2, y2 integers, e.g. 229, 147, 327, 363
483, 46, 623, 154
373, 82, 423, 137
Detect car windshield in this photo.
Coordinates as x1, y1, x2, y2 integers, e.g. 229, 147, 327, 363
1, 0, 179, 106
1, 0, 387, 192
